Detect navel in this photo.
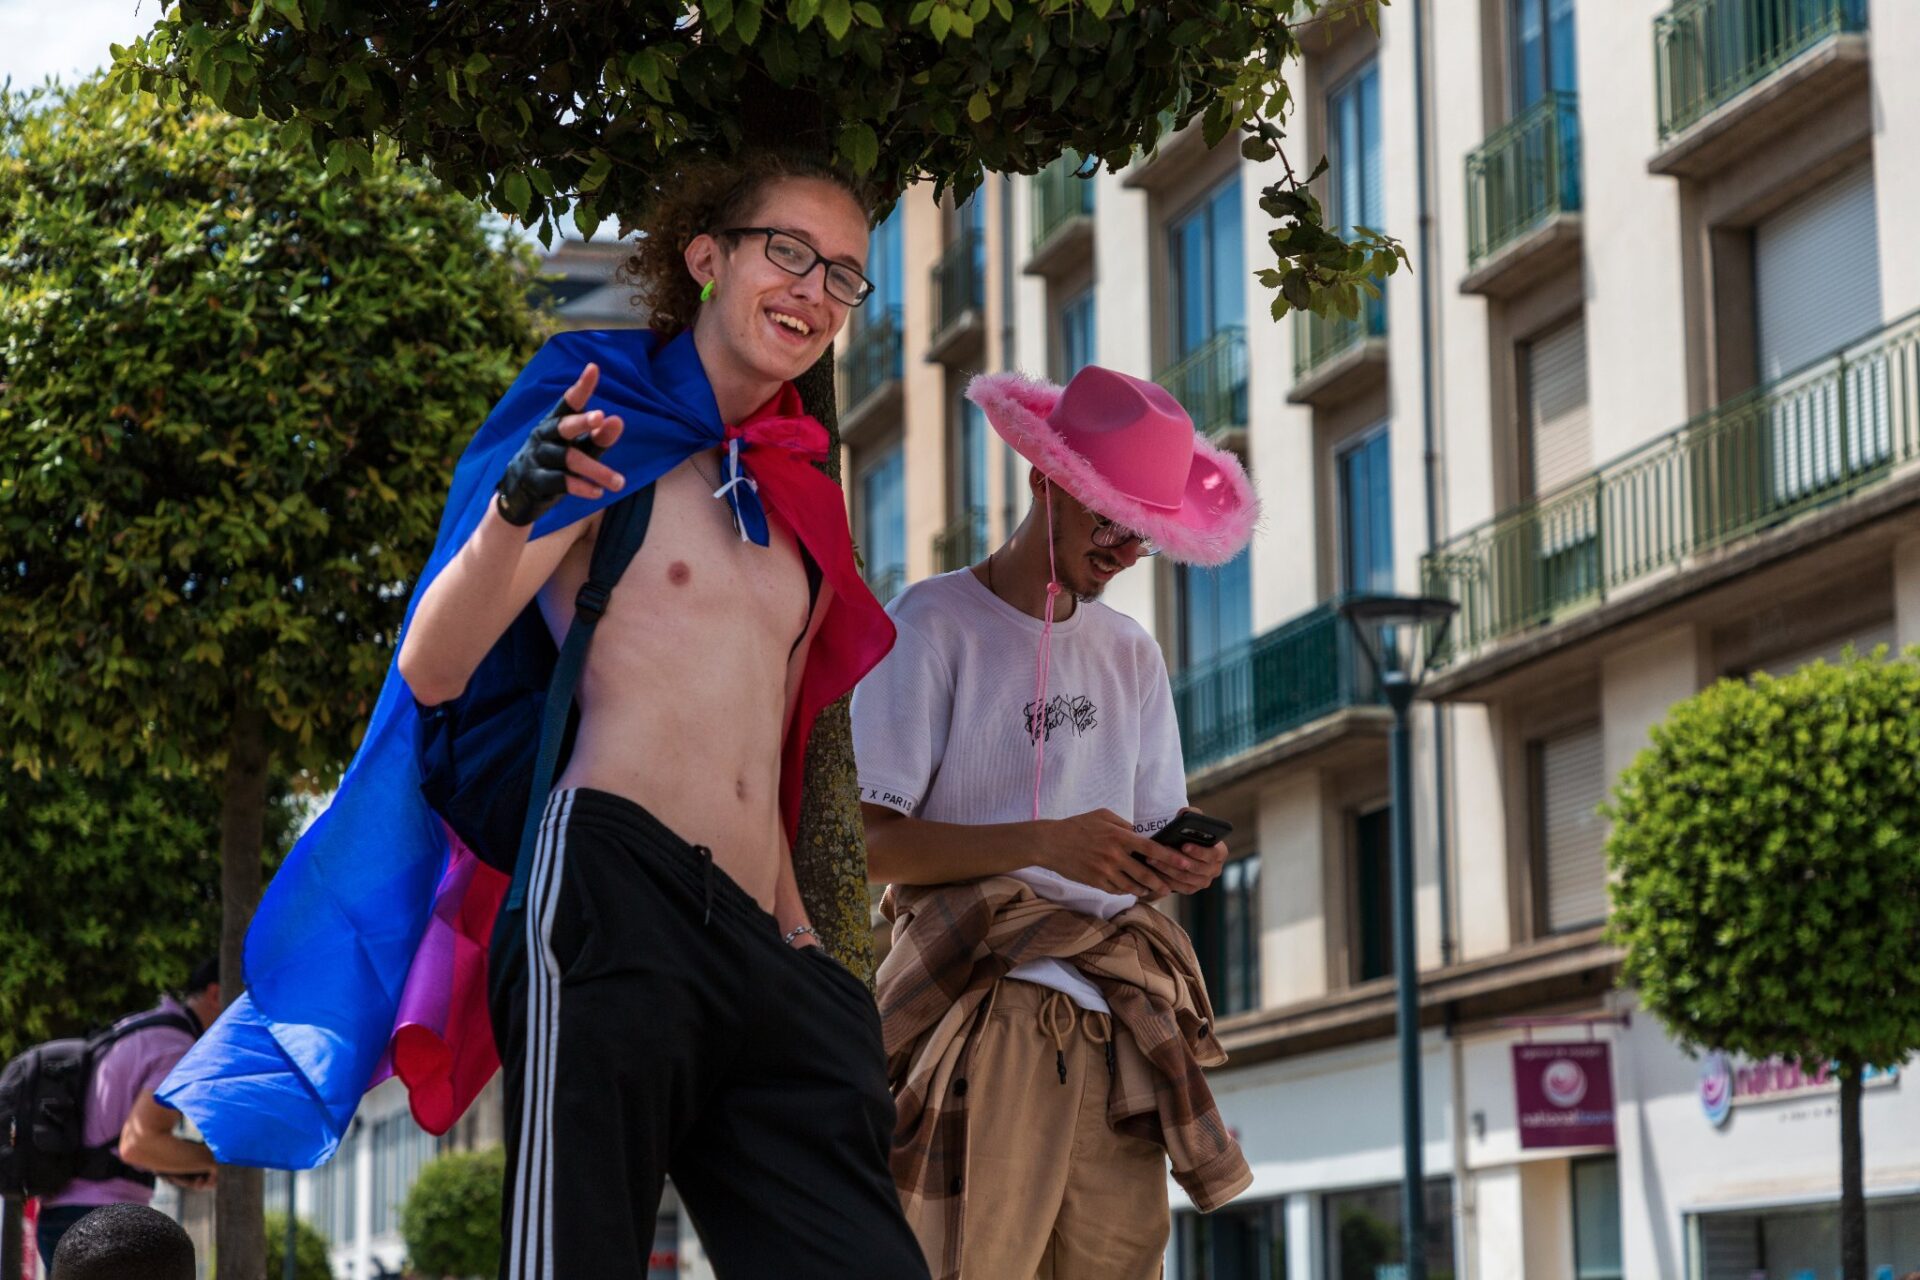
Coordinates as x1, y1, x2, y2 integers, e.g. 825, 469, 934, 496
736, 778, 748, 801
667, 561, 691, 585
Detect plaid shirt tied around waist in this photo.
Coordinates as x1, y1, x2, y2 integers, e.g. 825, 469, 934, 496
876, 877, 1254, 1279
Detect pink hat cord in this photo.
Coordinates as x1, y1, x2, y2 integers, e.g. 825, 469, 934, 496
1030, 479, 1062, 822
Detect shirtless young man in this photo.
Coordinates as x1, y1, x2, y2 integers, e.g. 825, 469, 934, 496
397, 159, 928, 1280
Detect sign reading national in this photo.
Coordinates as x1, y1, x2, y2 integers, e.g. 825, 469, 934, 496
1513, 1042, 1616, 1149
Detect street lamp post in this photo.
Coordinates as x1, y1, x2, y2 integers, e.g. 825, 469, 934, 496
1339, 593, 1459, 1280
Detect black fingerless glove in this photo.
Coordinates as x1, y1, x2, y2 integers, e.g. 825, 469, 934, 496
494, 395, 608, 527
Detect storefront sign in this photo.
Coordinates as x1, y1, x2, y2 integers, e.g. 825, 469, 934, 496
1698, 1051, 1900, 1128
1513, 1042, 1616, 1149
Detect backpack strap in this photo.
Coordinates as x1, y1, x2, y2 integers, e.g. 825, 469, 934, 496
73, 1010, 200, 1186
504, 486, 657, 912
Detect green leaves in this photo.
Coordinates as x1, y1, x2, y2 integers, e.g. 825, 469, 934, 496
106, 0, 1400, 314
401, 1149, 506, 1279
1607, 651, 1920, 1070
0, 76, 542, 787
838, 121, 879, 175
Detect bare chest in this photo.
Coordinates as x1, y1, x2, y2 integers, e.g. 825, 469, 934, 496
540, 453, 811, 659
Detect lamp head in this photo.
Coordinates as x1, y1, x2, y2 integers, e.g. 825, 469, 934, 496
1338, 593, 1460, 692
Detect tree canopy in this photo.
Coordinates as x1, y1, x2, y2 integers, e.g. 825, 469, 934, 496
112, 0, 1403, 321
0, 73, 545, 1277
399, 1146, 504, 1280
1606, 651, 1920, 1068
1606, 651, 1920, 1280
0, 74, 543, 785
0, 765, 300, 1062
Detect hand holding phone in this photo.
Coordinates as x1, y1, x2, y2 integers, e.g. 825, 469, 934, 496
1149, 813, 1233, 849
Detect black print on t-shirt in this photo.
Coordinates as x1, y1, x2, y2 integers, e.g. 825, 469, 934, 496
1023, 694, 1098, 743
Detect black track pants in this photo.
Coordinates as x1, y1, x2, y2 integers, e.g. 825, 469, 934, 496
488, 786, 930, 1280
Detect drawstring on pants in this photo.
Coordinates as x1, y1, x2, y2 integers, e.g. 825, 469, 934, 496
693, 845, 715, 926
1037, 991, 1116, 1084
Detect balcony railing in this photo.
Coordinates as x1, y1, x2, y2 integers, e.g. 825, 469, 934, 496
1172, 597, 1380, 776
1466, 91, 1582, 267
1425, 309, 1920, 662
1655, 0, 1869, 141
864, 564, 907, 604
931, 227, 985, 340
1157, 326, 1249, 440
1293, 296, 1388, 382
932, 508, 987, 574
1031, 153, 1095, 254
839, 306, 903, 420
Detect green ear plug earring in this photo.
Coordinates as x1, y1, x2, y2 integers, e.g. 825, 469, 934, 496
699, 279, 716, 303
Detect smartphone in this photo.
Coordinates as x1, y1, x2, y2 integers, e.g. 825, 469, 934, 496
1149, 813, 1234, 849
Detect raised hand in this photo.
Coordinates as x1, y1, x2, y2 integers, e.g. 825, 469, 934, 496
494, 362, 627, 526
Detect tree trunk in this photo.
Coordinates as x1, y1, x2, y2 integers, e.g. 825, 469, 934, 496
216, 700, 270, 1280
1839, 1059, 1866, 1280
786, 346, 881, 980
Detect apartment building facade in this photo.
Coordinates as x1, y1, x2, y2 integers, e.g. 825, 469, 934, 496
844, 1, 1920, 1277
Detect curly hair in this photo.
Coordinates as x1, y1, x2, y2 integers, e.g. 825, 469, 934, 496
619, 153, 868, 336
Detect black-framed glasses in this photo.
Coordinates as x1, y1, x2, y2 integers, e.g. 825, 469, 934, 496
719, 227, 875, 307
1091, 515, 1159, 557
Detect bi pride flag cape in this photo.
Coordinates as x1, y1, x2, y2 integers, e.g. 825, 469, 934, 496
159, 328, 895, 1169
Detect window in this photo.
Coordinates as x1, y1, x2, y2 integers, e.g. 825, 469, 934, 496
321, 1122, 359, 1248
1754, 165, 1888, 504
1691, 1194, 1920, 1280
864, 206, 904, 322
1326, 60, 1385, 339
1532, 724, 1607, 934
1323, 1180, 1455, 1280
368, 1112, 438, 1238
1176, 1197, 1288, 1279
1058, 286, 1097, 381
952, 191, 987, 309
1520, 318, 1598, 600
858, 442, 907, 600
953, 389, 990, 521
1511, 0, 1577, 112
1327, 61, 1382, 238
1352, 806, 1393, 982
1169, 175, 1245, 360
1190, 852, 1261, 1016
1175, 553, 1253, 673
1572, 1156, 1623, 1280
1337, 426, 1393, 595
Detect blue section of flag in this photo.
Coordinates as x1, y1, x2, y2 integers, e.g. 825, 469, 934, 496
159, 330, 751, 1168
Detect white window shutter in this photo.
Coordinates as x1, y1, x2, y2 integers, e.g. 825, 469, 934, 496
1541, 724, 1608, 933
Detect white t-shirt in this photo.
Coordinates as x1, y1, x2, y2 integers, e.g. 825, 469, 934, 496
852, 569, 1189, 1011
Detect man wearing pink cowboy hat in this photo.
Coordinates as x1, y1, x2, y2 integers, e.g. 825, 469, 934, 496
852, 364, 1258, 1279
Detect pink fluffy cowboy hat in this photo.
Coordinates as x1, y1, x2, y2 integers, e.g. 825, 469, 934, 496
966, 366, 1259, 566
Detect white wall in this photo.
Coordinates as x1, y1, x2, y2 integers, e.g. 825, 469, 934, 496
1244, 132, 1323, 631
1871, 0, 1920, 320
1612, 994, 1920, 1279
1578, 0, 1693, 463
1183, 1033, 1456, 1206
1600, 623, 1705, 785
1258, 769, 1329, 1004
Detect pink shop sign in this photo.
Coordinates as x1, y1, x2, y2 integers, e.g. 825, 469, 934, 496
1513, 1042, 1617, 1150
1698, 1051, 1900, 1128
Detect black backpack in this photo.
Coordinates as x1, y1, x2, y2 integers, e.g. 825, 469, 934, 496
0, 1009, 198, 1198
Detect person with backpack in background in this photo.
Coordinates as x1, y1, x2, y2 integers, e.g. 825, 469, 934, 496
6, 958, 222, 1268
